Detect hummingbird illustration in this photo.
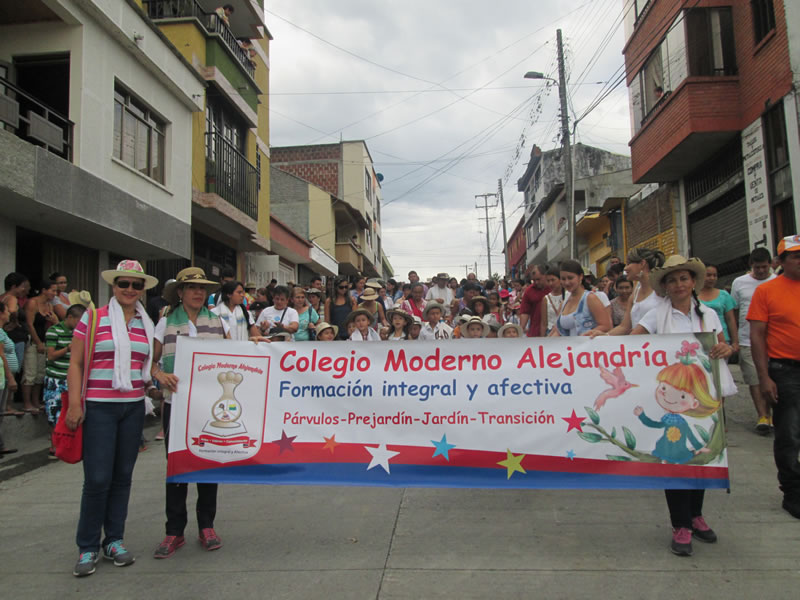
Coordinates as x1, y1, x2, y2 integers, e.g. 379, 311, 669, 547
593, 366, 638, 410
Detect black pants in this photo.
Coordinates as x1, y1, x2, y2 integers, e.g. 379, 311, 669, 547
664, 489, 705, 529
769, 361, 800, 507
163, 402, 218, 536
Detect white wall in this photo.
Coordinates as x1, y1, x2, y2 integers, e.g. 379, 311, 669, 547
0, 0, 203, 226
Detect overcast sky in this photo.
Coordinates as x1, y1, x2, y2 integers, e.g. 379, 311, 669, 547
267, 0, 633, 282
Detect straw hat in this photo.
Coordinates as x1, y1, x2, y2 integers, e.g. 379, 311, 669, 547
346, 307, 374, 325
422, 301, 444, 320
433, 272, 449, 282
649, 255, 706, 295
498, 322, 524, 337
411, 316, 422, 327
101, 259, 158, 290
461, 316, 490, 338
365, 278, 383, 289
386, 307, 413, 326
315, 321, 339, 338
67, 290, 95, 311
305, 287, 323, 297
162, 267, 220, 304
360, 288, 379, 301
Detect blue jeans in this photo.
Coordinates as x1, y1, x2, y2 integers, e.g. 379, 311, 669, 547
75, 400, 144, 553
769, 360, 800, 507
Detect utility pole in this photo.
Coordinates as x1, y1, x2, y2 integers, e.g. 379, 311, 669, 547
497, 178, 509, 277
556, 29, 575, 260
475, 192, 498, 279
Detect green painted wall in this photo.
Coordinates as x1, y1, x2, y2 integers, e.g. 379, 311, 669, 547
206, 39, 258, 112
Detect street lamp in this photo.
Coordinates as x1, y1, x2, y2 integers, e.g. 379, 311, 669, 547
523, 30, 575, 260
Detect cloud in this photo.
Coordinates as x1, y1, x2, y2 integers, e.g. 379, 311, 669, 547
267, 0, 633, 281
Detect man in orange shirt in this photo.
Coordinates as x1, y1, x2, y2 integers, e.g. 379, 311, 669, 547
748, 235, 800, 519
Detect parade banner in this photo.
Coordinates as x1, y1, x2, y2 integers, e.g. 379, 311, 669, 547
166, 333, 729, 489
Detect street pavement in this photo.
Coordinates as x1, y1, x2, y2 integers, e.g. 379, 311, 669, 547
1, 366, 798, 600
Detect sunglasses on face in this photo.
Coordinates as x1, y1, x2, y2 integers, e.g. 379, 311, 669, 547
338, 285, 349, 289
116, 280, 145, 290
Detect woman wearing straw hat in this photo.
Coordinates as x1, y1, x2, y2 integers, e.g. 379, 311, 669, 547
357, 287, 388, 330
67, 260, 158, 577
151, 267, 231, 560
631, 255, 734, 557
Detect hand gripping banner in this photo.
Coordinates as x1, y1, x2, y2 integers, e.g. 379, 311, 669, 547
166, 334, 729, 489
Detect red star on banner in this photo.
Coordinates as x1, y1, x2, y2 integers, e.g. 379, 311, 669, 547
272, 430, 297, 454
562, 410, 585, 433
322, 434, 340, 454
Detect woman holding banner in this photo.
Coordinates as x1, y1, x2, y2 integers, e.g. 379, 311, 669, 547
67, 260, 157, 577
631, 255, 734, 557
151, 267, 230, 559
550, 260, 611, 337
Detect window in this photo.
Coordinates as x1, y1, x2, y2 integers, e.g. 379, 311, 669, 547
113, 84, 165, 183
763, 102, 795, 239
205, 94, 246, 157
686, 8, 736, 76
751, 0, 776, 45
537, 213, 545, 234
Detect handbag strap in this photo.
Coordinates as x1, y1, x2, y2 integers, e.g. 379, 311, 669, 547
81, 309, 98, 410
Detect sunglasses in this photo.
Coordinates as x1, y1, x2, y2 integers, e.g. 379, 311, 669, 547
338, 285, 349, 289
116, 280, 145, 290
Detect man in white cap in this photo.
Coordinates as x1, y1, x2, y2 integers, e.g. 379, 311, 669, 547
425, 272, 454, 317
749, 235, 800, 520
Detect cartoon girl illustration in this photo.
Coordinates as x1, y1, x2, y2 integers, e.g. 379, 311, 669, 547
633, 342, 720, 464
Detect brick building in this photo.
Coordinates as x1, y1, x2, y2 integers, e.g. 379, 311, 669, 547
624, 0, 800, 282
271, 141, 392, 279
504, 218, 527, 279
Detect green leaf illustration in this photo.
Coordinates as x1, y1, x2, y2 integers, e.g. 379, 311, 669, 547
611, 427, 617, 439
585, 406, 600, 425
694, 424, 710, 444
577, 432, 603, 443
606, 455, 633, 461
622, 426, 637, 450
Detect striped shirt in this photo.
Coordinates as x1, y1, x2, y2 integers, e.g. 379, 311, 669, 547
0, 330, 19, 374
45, 321, 73, 379
73, 306, 150, 402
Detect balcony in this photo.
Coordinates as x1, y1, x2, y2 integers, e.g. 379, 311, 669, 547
335, 241, 363, 275
144, 0, 255, 79
0, 77, 73, 161
205, 131, 259, 220
629, 77, 741, 183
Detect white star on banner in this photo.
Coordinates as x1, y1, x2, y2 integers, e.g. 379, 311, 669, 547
364, 444, 400, 474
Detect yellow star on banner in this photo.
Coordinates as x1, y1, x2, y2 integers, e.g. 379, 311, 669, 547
497, 449, 526, 479
323, 434, 340, 454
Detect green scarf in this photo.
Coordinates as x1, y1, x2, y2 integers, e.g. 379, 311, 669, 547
161, 304, 225, 375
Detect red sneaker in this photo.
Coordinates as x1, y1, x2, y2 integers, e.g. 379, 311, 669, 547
670, 527, 693, 556
199, 528, 223, 551
153, 535, 185, 559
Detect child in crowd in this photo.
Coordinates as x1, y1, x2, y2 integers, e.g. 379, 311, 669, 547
542, 264, 565, 336
498, 323, 524, 338
383, 308, 412, 341
460, 316, 489, 339
408, 316, 422, 340
349, 308, 381, 341
419, 302, 453, 340
44, 303, 86, 457
315, 322, 338, 341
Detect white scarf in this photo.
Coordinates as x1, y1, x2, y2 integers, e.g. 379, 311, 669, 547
108, 297, 155, 392
653, 298, 737, 396
212, 303, 248, 341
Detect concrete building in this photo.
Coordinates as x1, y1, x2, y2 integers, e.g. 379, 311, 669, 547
140, 0, 272, 287
518, 143, 639, 274
270, 141, 391, 279
270, 166, 338, 284
623, 0, 800, 283
0, 0, 204, 303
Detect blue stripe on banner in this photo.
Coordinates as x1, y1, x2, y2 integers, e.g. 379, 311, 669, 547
167, 463, 729, 490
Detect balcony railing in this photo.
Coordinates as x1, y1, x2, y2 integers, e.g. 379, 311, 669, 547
144, 0, 255, 79
205, 130, 259, 220
0, 77, 73, 161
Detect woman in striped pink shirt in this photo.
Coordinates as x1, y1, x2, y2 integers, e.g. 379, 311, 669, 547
65, 260, 157, 577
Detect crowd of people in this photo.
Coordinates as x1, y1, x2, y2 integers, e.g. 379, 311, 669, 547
1, 234, 799, 573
